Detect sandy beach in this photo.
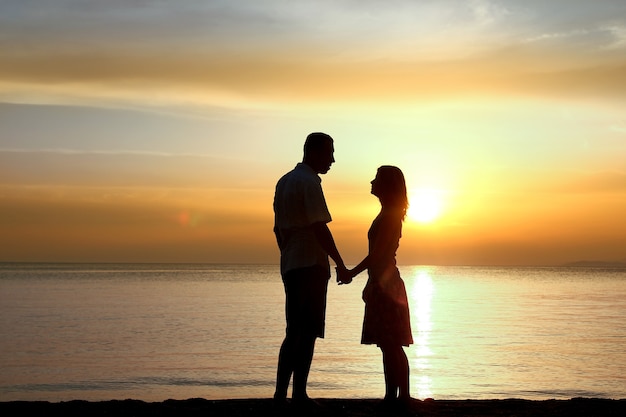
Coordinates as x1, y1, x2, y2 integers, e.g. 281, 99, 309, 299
2, 398, 625, 416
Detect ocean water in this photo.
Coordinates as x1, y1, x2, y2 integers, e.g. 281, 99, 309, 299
0, 263, 625, 402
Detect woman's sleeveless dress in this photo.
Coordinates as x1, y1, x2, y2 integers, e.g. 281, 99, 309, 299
361, 213, 413, 347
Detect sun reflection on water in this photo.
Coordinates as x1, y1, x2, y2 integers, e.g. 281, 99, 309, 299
409, 267, 434, 399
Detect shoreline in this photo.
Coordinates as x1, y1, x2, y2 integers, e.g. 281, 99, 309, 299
2, 398, 625, 416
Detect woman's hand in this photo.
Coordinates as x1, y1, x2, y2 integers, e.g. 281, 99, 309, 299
336, 266, 353, 285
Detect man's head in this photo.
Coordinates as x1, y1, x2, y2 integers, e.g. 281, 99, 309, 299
303, 132, 335, 174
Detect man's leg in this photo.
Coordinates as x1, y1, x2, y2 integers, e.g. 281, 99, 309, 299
292, 334, 316, 400
277, 266, 328, 402
275, 272, 296, 401
274, 335, 294, 400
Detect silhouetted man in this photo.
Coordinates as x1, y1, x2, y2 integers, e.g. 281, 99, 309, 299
273, 132, 349, 407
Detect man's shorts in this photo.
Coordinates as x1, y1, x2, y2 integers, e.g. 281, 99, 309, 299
282, 265, 330, 338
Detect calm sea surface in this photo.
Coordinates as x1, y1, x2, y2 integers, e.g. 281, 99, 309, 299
1, 263, 625, 401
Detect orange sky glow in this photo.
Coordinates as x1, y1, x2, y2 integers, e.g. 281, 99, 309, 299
1, 1, 625, 265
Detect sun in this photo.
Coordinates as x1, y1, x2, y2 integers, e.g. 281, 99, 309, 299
407, 189, 444, 224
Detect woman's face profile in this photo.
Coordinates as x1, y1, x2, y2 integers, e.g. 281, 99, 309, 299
370, 171, 384, 198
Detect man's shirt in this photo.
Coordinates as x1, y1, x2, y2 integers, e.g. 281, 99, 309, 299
274, 163, 332, 275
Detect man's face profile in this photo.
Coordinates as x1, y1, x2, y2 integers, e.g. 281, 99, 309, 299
313, 141, 335, 174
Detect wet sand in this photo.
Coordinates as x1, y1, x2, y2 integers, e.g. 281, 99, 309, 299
1, 397, 625, 416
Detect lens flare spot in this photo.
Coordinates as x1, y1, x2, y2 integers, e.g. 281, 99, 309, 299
176, 211, 201, 227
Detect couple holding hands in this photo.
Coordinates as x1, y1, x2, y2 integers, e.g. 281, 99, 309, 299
273, 132, 413, 410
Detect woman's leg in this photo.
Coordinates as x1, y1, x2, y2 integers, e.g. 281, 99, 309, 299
396, 345, 410, 400
380, 345, 398, 400
380, 344, 410, 400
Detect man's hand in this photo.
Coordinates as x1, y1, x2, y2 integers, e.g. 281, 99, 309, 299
336, 266, 353, 285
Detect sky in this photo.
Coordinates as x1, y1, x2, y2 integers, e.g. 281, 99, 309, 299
1, 0, 625, 265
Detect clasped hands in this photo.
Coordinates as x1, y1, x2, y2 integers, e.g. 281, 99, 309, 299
336, 265, 356, 285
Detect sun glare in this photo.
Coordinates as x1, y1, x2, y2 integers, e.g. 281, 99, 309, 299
408, 189, 443, 224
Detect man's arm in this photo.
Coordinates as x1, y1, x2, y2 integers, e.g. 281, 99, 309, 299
273, 226, 284, 250
311, 222, 349, 282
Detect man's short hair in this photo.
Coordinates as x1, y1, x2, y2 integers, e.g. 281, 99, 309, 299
304, 132, 333, 155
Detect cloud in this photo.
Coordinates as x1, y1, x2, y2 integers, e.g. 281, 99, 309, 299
0, 148, 272, 189
524, 25, 626, 51
0, 147, 229, 159
610, 124, 626, 133
603, 25, 626, 49
1, 43, 625, 108
524, 28, 593, 43
468, 0, 510, 26
1, 1, 625, 110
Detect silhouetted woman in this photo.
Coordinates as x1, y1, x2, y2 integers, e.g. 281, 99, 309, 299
345, 165, 413, 407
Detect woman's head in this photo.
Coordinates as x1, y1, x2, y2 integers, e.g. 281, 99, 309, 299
371, 165, 408, 219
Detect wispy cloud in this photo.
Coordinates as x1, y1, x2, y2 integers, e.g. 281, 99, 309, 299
603, 24, 626, 49
524, 25, 626, 51
0, 147, 274, 190
468, 0, 510, 26
1, 46, 624, 108
609, 123, 626, 134
0, 147, 232, 159
1, 1, 625, 108
523, 28, 594, 43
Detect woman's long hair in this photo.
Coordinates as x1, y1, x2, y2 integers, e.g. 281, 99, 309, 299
377, 165, 409, 220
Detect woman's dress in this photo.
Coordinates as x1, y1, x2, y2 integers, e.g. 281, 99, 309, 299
361, 212, 413, 347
